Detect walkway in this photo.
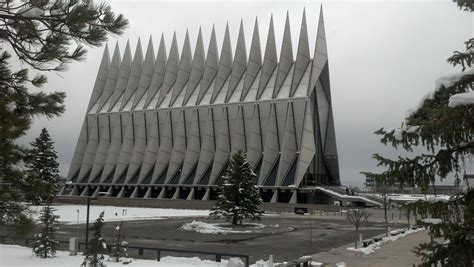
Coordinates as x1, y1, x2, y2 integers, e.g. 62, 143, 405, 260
311, 229, 429, 266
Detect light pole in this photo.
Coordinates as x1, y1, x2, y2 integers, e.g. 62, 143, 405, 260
84, 191, 109, 254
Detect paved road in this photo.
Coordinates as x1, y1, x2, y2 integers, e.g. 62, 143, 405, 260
55, 216, 404, 263
312, 229, 429, 266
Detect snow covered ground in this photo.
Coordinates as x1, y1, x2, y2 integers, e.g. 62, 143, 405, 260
0, 244, 277, 267
30, 205, 209, 224
0, 244, 229, 267
180, 220, 268, 234
347, 227, 425, 255
362, 193, 450, 202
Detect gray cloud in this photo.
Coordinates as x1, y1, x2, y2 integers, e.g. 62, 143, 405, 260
17, 0, 472, 187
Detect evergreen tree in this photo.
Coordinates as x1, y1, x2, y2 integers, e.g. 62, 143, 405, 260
83, 211, 107, 267
363, 1, 473, 265
0, 0, 127, 233
32, 206, 60, 258
23, 128, 60, 204
110, 221, 129, 263
210, 151, 263, 225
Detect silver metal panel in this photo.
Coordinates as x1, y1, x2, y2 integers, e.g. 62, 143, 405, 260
144, 35, 167, 108
295, 101, 316, 187
170, 31, 192, 107
98, 43, 121, 111
246, 104, 262, 166
241, 19, 261, 101
87, 45, 110, 112
90, 114, 117, 182
132, 37, 155, 109
125, 112, 147, 183
184, 29, 205, 105
316, 80, 329, 147
257, 16, 277, 99
77, 116, 102, 183
137, 111, 161, 183
100, 113, 129, 183
273, 13, 293, 98
290, 10, 310, 97
197, 26, 218, 104
226, 21, 247, 102
193, 108, 216, 184
67, 119, 88, 181
112, 114, 135, 183
309, 7, 328, 95
292, 98, 306, 146
211, 24, 233, 103
210, 106, 231, 185
258, 103, 280, 185
151, 111, 173, 184
108, 41, 132, 112
231, 105, 246, 154
276, 102, 297, 185
166, 110, 187, 183
180, 108, 201, 183
120, 39, 143, 110
156, 33, 180, 108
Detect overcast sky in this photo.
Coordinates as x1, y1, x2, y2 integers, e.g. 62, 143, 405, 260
18, 0, 472, 187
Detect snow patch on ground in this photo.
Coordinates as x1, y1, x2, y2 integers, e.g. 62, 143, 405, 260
449, 91, 474, 107
362, 193, 450, 202
30, 205, 209, 224
422, 218, 442, 225
180, 220, 266, 234
0, 244, 229, 267
347, 227, 425, 255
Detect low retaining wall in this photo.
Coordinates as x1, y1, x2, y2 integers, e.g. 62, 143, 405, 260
55, 196, 340, 213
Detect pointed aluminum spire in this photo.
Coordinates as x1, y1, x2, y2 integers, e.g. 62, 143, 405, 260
211, 23, 233, 103
108, 40, 132, 111
156, 32, 180, 107
184, 28, 205, 105
87, 44, 110, 112
257, 15, 277, 99
273, 11, 293, 98
170, 30, 192, 107
241, 18, 261, 101
98, 42, 121, 111
197, 26, 219, 104
121, 38, 144, 110
309, 6, 329, 94
226, 20, 247, 102
132, 36, 155, 109
144, 34, 167, 108
290, 9, 310, 97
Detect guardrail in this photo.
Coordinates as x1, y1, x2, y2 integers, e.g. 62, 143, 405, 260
0, 235, 250, 267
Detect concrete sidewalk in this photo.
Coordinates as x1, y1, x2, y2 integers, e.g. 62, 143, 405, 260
311, 229, 429, 267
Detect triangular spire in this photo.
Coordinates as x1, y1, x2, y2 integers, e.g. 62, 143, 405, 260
184, 28, 205, 105
291, 9, 311, 97
144, 34, 167, 108
98, 42, 121, 111
170, 30, 192, 107
132, 36, 155, 109
157, 32, 180, 107
121, 38, 144, 110
241, 18, 262, 101
226, 20, 247, 102
197, 26, 219, 104
108, 40, 132, 111
211, 23, 233, 103
87, 44, 110, 112
257, 15, 277, 99
273, 11, 293, 98
309, 6, 328, 94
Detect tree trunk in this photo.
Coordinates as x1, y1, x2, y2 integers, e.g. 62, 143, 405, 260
383, 187, 389, 237
232, 214, 238, 225
355, 227, 359, 249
